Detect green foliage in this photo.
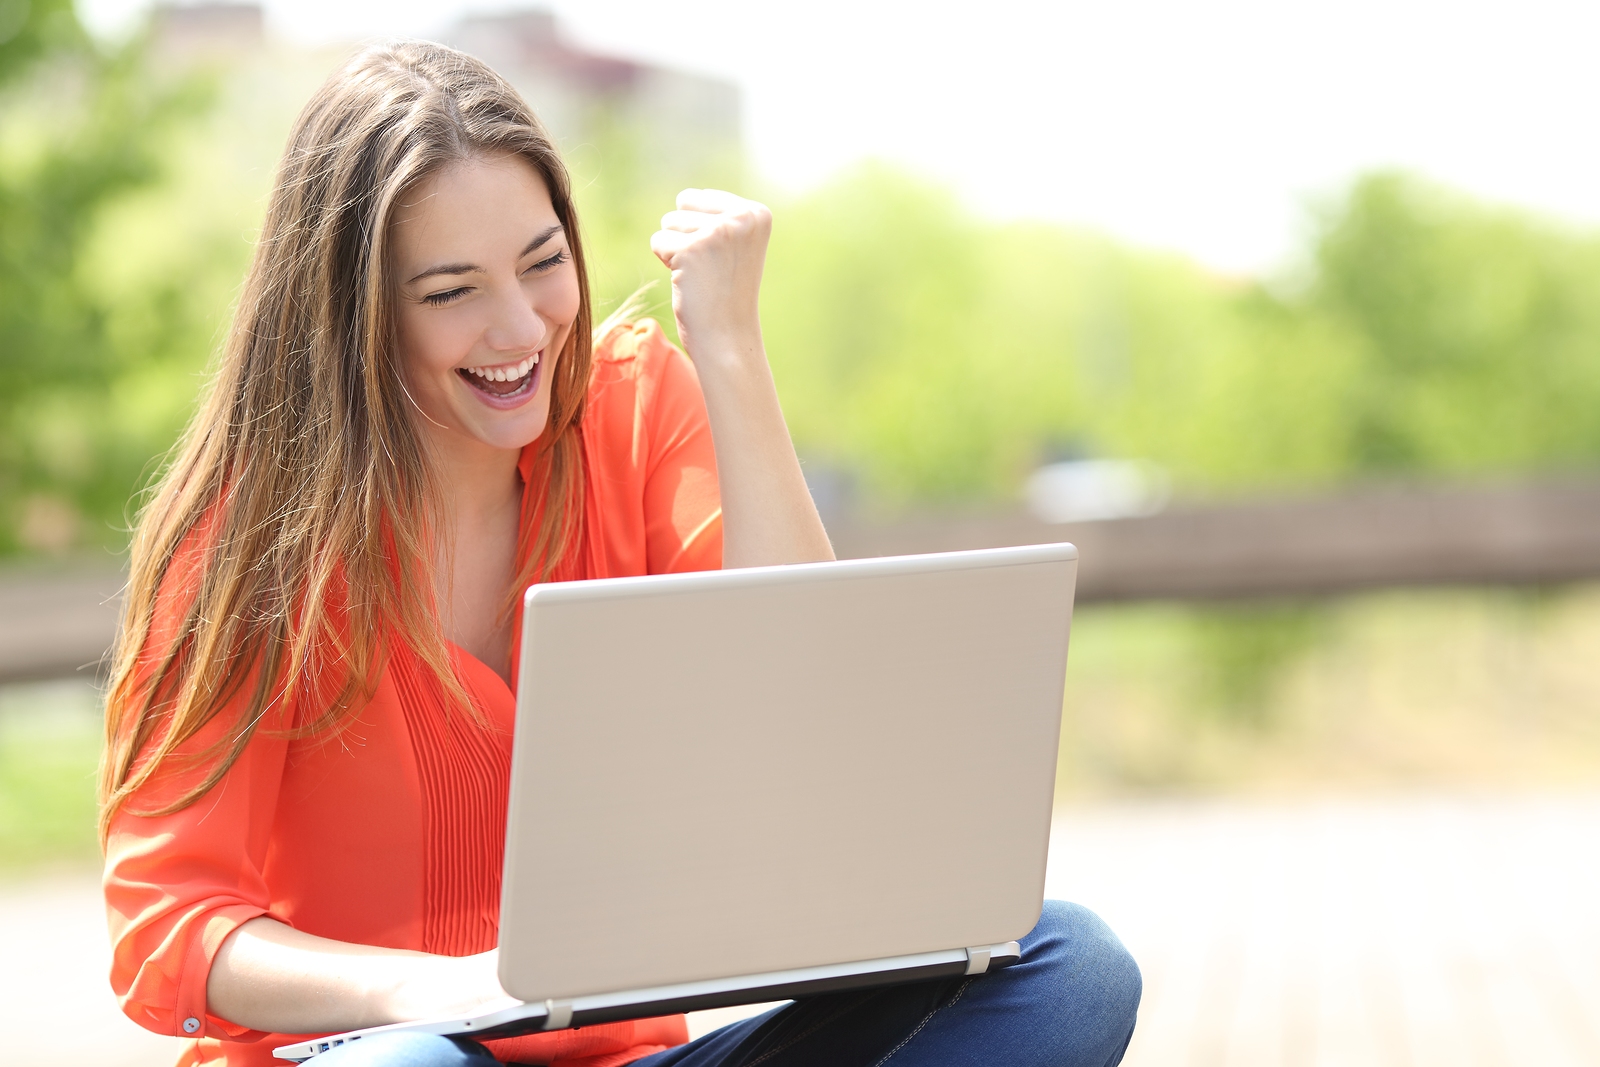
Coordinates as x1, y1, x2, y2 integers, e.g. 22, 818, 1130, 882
3, 37, 1600, 820
763, 165, 1016, 498
759, 165, 1360, 501
0, 5, 209, 554
1188, 604, 1327, 727
8, 37, 1600, 553
0, 681, 102, 870
0, 0, 84, 87
1313, 172, 1600, 473
1059, 586, 1600, 794
567, 106, 745, 332
759, 166, 1600, 503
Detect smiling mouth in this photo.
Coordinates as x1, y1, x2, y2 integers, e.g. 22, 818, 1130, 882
458, 352, 540, 399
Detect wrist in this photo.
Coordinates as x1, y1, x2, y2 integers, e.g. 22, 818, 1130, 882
682, 328, 766, 373
375, 950, 509, 1024
367, 962, 409, 1025
369, 953, 436, 1024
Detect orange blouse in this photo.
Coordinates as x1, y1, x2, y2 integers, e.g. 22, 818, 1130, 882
103, 322, 720, 1067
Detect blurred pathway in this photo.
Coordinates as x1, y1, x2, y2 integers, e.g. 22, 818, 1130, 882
1047, 793, 1600, 1067
0, 874, 181, 1067
4, 792, 1598, 1066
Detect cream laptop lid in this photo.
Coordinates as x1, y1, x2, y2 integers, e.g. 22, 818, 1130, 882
497, 543, 1078, 1004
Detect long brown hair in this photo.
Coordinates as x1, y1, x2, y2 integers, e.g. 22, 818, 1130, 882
99, 41, 592, 836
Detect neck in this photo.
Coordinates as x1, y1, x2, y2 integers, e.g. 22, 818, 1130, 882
419, 426, 527, 682
429, 431, 523, 521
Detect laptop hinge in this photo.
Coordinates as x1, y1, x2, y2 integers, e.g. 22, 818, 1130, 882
965, 940, 1023, 975
543, 999, 574, 1030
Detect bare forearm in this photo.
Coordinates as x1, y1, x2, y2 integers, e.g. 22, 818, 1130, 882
207, 917, 506, 1034
650, 191, 834, 568
691, 332, 834, 569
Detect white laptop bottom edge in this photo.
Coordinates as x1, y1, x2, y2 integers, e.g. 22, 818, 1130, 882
273, 940, 1022, 1062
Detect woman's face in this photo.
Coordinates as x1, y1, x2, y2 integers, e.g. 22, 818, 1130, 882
390, 152, 580, 456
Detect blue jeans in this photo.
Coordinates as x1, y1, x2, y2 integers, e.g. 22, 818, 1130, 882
308, 901, 1141, 1067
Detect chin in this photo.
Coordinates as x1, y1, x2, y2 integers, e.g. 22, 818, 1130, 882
467, 405, 553, 453
433, 379, 552, 451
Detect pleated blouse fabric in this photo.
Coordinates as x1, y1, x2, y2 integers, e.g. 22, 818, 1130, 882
103, 322, 722, 1067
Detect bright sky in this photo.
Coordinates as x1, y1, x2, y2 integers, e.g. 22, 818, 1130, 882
82, 0, 1600, 275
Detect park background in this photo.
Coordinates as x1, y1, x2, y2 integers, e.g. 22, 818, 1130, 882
2, 1, 1600, 1063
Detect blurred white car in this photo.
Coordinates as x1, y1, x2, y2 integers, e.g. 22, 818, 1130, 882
1024, 459, 1170, 524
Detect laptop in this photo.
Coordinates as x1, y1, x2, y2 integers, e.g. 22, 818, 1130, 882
276, 542, 1078, 1062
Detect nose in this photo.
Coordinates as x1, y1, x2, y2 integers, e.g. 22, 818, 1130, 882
483, 285, 547, 357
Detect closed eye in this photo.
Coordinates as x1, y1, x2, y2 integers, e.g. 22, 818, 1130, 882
523, 249, 570, 275
422, 286, 471, 307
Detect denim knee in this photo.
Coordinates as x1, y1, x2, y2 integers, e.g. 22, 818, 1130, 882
305, 1032, 498, 1066
1026, 900, 1142, 1039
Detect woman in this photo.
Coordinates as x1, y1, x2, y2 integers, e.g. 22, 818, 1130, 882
100, 41, 1141, 1067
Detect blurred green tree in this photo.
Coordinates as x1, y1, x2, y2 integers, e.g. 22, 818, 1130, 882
566, 103, 745, 331
759, 165, 1600, 505
8, 29, 1600, 558
1311, 171, 1600, 475
760, 164, 1361, 503
0, 0, 205, 555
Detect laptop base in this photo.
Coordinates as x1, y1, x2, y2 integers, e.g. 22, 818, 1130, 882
274, 941, 1021, 1062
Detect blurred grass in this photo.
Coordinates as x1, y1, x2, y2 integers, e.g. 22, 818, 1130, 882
3, 586, 1600, 875
0, 680, 102, 873
1060, 585, 1600, 796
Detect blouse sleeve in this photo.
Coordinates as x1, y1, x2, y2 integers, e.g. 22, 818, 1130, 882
102, 543, 290, 1043
640, 336, 723, 575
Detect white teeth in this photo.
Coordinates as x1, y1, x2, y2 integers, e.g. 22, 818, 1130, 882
462, 353, 539, 381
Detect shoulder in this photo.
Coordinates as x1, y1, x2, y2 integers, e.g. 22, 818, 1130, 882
592, 318, 689, 381
594, 317, 675, 365
587, 318, 704, 419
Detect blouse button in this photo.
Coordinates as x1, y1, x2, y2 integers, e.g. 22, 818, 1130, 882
183, 1017, 201, 1034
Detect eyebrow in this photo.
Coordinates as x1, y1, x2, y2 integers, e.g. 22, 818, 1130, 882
406, 224, 567, 285
519, 224, 565, 259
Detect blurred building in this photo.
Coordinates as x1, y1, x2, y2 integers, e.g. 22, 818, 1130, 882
149, 2, 264, 62
442, 11, 740, 176
147, 5, 740, 172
